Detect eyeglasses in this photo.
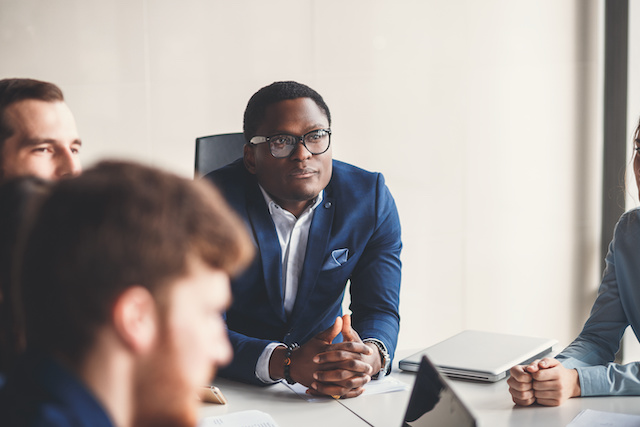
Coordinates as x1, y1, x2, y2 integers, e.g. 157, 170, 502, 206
249, 129, 331, 159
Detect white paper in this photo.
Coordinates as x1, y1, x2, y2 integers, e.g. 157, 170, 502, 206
198, 410, 280, 427
567, 409, 640, 427
284, 376, 409, 402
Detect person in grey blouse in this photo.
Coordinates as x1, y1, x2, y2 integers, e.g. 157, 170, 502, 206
508, 117, 640, 406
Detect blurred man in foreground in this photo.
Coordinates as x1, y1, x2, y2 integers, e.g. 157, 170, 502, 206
0, 78, 81, 182
0, 161, 253, 427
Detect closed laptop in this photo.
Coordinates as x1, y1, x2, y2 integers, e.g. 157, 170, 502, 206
399, 330, 556, 382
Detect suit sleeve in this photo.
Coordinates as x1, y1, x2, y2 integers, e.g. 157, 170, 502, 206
219, 324, 278, 385
556, 213, 640, 396
349, 173, 402, 368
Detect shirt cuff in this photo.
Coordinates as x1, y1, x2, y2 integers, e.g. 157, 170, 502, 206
363, 338, 389, 380
255, 342, 286, 384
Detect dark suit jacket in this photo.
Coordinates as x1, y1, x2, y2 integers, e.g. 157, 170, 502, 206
0, 352, 114, 427
205, 159, 402, 385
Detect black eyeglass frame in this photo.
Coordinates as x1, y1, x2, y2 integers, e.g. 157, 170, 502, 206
249, 128, 332, 158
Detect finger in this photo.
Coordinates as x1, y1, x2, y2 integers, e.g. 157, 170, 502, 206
534, 387, 571, 406
341, 314, 362, 342
508, 386, 535, 402
339, 387, 366, 399
314, 373, 371, 389
314, 317, 343, 344
511, 395, 536, 406
532, 387, 562, 398
524, 360, 541, 374
314, 343, 372, 362
306, 385, 366, 399
532, 379, 560, 391
315, 359, 373, 376
310, 376, 371, 396
314, 364, 373, 381
325, 341, 372, 353
509, 365, 533, 382
507, 376, 533, 391
534, 397, 563, 407
306, 387, 333, 397
538, 358, 560, 370
532, 366, 560, 382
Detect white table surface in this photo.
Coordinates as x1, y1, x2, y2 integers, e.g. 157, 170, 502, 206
341, 356, 640, 427
198, 376, 366, 426
199, 351, 640, 427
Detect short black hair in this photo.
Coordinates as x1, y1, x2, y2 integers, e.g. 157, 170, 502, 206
243, 81, 331, 142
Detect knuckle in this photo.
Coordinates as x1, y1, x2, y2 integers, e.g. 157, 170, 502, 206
346, 359, 359, 369
510, 382, 528, 392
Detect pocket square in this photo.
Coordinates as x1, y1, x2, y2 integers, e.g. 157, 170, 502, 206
322, 248, 349, 269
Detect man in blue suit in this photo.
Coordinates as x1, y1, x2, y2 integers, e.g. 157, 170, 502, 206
205, 81, 402, 399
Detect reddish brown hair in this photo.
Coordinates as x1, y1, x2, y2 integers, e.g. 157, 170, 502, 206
20, 161, 253, 362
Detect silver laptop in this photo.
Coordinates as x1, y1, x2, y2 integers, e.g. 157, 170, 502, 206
401, 354, 477, 427
399, 330, 556, 382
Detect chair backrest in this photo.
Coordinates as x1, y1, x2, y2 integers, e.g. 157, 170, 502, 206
194, 132, 246, 178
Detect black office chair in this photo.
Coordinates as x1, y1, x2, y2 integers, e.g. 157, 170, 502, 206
194, 132, 246, 178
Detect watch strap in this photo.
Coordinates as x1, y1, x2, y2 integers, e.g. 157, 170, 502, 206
283, 342, 299, 385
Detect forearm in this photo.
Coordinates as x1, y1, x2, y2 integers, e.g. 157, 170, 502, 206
576, 362, 640, 396
352, 311, 399, 363
268, 346, 287, 381
557, 327, 626, 367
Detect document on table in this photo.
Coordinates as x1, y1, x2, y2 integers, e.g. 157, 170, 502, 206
199, 410, 280, 427
285, 376, 409, 402
567, 409, 640, 426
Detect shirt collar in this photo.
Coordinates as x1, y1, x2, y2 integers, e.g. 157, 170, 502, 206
258, 185, 324, 217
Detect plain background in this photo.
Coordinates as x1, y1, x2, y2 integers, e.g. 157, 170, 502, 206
2, 0, 640, 355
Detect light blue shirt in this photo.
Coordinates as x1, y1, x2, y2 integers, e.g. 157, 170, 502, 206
557, 207, 640, 396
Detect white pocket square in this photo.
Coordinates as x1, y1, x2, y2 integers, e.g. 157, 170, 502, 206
322, 248, 349, 269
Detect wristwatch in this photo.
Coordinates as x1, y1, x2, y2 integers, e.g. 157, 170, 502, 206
365, 339, 390, 379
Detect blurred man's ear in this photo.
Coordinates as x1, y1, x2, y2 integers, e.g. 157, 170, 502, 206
112, 286, 158, 354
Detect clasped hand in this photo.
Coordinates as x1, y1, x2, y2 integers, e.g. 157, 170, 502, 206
507, 358, 580, 407
290, 314, 380, 399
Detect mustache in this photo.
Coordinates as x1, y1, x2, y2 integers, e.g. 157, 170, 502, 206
289, 168, 317, 175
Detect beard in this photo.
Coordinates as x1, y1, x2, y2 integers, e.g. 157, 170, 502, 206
132, 327, 211, 427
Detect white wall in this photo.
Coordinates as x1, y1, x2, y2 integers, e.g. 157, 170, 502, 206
0, 0, 608, 351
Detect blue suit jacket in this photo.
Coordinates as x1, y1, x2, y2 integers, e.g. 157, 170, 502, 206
0, 352, 114, 427
205, 159, 402, 385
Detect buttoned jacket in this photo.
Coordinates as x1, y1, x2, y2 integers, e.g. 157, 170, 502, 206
205, 159, 402, 385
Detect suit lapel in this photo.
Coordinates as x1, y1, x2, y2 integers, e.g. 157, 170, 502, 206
290, 193, 335, 323
246, 185, 286, 323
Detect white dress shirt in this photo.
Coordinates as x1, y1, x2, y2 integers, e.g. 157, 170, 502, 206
253, 186, 388, 383
255, 186, 323, 383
